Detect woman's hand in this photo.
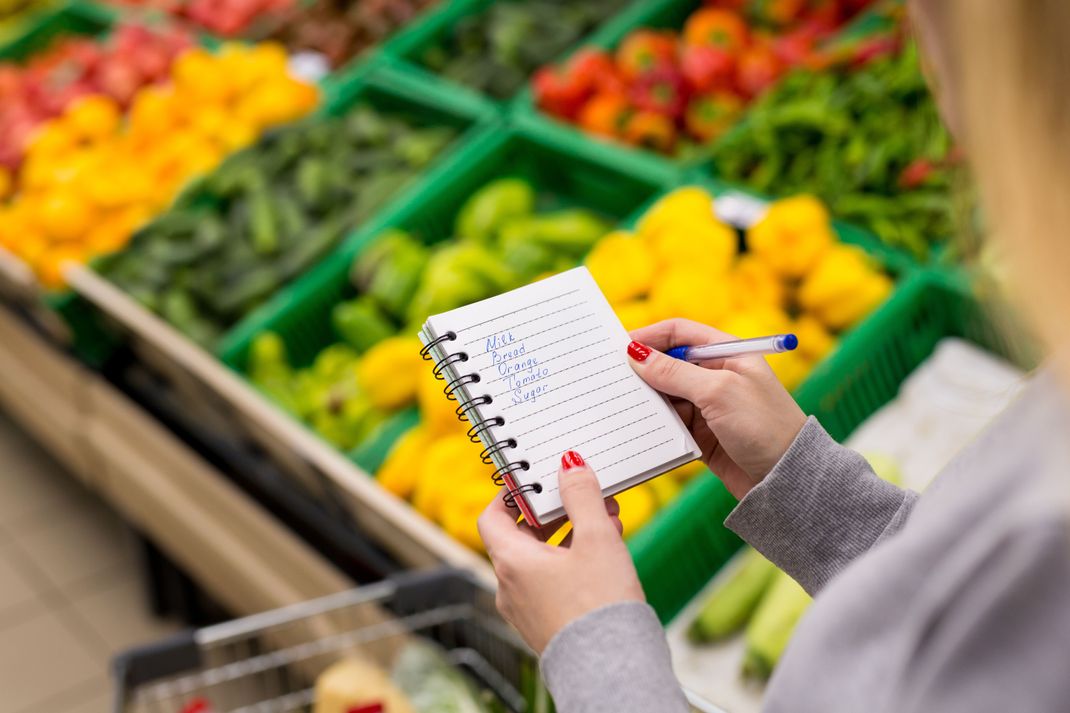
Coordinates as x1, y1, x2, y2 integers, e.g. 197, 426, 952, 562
478, 452, 644, 654
628, 318, 807, 500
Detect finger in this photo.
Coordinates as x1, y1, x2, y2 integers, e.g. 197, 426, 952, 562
559, 499, 619, 548
478, 494, 537, 556
627, 340, 730, 406
557, 451, 618, 541
630, 318, 738, 353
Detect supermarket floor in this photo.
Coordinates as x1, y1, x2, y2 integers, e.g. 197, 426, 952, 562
0, 410, 179, 713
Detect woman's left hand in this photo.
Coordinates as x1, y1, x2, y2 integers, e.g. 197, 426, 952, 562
478, 451, 645, 653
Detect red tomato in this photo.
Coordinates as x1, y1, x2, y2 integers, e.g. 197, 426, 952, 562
566, 48, 616, 95
629, 66, 689, 120
736, 44, 782, 98
623, 110, 677, 152
533, 66, 588, 119
772, 27, 816, 68
680, 44, 736, 93
615, 30, 678, 81
683, 8, 749, 54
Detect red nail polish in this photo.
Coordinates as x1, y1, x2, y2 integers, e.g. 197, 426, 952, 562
561, 450, 586, 470
627, 341, 651, 362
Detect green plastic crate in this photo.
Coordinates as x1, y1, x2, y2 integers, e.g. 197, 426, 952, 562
230, 168, 912, 612
218, 122, 673, 481
220, 121, 673, 373
631, 269, 1032, 623
69, 63, 489, 368
0, 0, 111, 61
379, 0, 638, 110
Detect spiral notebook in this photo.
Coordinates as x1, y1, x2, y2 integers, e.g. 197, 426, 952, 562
419, 266, 700, 527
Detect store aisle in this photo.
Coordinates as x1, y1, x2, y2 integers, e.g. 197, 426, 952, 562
0, 411, 179, 713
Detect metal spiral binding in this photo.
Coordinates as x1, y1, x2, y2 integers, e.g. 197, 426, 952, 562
503, 482, 541, 509
428, 341, 532, 510
480, 438, 517, 465
455, 394, 492, 423
419, 331, 456, 360
467, 416, 504, 444
442, 373, 480, 401
432, 351, 468, 380
491, 460, 529, 487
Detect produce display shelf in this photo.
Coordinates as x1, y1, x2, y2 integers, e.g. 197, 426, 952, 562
218, 121, 673, 479
216, 144, 915, 621
378, 0, 641, 114
2, 0, 307, 367
633, 269, 1030, 624
510, 0, 916, 231
67, 62, 498, 371
219, 120, 674, 374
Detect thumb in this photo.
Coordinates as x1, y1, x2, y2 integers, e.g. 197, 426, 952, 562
627, 340, 724, 406
557, 451, 617, 541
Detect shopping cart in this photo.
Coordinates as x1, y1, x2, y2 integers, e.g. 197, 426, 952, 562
113, 569, 547, 713
114, 567, 728, 713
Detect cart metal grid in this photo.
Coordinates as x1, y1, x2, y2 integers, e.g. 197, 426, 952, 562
114, 567, 728, 713
113, 569, 547, 713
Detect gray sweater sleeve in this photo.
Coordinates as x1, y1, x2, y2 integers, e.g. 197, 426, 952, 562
540, 602, 690, 713
725, 416, 918, 595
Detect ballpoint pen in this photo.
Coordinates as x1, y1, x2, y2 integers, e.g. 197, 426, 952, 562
666, 333, 798, 362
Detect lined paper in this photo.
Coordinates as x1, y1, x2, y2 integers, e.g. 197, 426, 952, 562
424, 267, 700, 523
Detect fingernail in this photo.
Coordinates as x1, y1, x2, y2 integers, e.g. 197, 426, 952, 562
561, 450, 586, 470
627, 340, 651, 362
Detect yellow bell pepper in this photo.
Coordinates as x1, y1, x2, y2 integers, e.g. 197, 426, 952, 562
649, 265, 732, 325
377, 426, 436, 499
766, 351, 813, 392
720, 306, 792, 341
412, 435, 486, 522
793, 314, 837, 364
648, 475, 682, 508
798, 244, 893, 331
615, 484, 659, 537
586, 231, 657, 304
748, 195, 835, 278
356, 337, 424, 410
614, 300, 657, 332
636, 186, 715, 239
644, 213, 737, 275
667, 460, 707, 482
418, 362, 465, 436
440, 478, 499, 552
730, 255, 785, 309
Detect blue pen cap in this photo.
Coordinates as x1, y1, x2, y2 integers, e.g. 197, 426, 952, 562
666, 346, 689, 360
780, 333, 798, 351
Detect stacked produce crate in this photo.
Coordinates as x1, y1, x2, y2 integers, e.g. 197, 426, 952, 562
0, 0, 1012, 704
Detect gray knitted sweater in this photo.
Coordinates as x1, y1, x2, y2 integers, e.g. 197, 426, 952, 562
540, 374, 1070, 712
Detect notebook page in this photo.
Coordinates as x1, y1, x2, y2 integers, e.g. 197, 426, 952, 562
425, 267, 699, 522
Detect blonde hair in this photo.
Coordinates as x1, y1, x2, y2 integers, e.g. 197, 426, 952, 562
948, 0, 1070, 381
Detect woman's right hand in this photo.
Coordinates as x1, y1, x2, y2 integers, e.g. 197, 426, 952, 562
628, 318, 807, 500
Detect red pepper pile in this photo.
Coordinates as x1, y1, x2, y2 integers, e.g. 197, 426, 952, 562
0, 22, 192, 168
533, 0, 877, 155
105, 0, 295, 37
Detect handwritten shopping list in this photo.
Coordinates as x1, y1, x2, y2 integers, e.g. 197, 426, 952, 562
423, 267, 699, 522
